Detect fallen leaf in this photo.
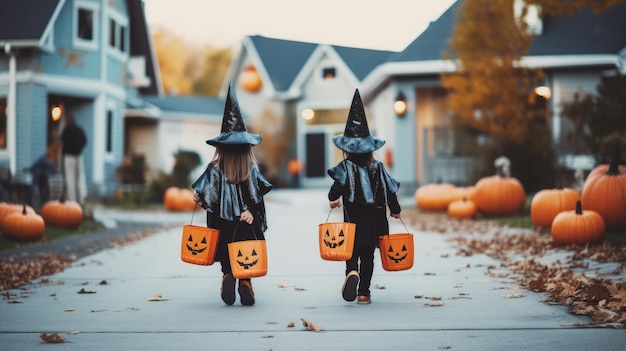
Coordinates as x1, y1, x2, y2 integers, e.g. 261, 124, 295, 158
78, 288, 96, 294
40, 332, 65, 343
501, 292, 526, 299
90, 309, 107, 312
277, 283, 288, 288
287, 321, 295, 328
64, 308, 75, 312
294, 287, 307, 291
424, 302, 445, 307
260, 335, 274, 338
148, 295, 169, 301
67, 331, 80, 335
300, 318, 322, 332
375, 284, 386, 289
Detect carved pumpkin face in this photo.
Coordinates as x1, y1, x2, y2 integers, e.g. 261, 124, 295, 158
386, 244, 408, 263
186, 234, 207, 256
323, 228, 345, 248
236, 248, 259, 269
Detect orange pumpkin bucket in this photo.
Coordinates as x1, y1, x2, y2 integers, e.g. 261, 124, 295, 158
180, 205, 220, 266
379, 218, 414, 271
228, 223, 268, 279
319, 208, 356, 261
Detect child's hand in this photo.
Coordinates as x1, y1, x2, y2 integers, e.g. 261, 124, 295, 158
240, 210, 254, 224
329, 199, 341, 208
390, 212, 401, 219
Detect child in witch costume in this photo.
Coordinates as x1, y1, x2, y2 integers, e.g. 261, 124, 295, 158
327, 89, 401, 305
192, 82, 272, 306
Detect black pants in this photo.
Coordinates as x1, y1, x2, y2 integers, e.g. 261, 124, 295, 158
345, 244, 376, 296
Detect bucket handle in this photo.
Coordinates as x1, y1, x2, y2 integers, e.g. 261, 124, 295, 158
231, 219, 259, 243
189, 202, 202, 225
325, 205, 351, 223
384, 216, 410, 236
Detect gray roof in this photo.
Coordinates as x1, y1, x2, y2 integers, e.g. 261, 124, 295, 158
249, 35, 393, 90
529, 2, 626, 56
0, 0, 60, 42
249, 35, 317, 91
143, 95, 225, 118
389, 0, 626, 63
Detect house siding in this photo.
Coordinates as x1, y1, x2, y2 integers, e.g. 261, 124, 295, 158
16, 82, 48, 172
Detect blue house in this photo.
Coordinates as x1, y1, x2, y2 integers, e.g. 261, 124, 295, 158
0, 0, 162, 202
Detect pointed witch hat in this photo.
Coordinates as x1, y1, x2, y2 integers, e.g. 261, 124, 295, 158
206, 82, 262, 146
332, 89, 385, 153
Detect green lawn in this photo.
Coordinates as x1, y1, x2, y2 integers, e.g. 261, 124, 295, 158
0, 219, 106, 252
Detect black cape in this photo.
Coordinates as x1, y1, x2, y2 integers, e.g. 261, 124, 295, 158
192, 162, 272, 232
327, 159, 399, 207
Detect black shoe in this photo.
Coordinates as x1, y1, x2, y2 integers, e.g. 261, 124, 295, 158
238, 279, 255, 306
342, 270, 359, 302
221, 274, 236, 305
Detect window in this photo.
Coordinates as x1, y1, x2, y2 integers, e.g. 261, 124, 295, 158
322, 67, 336, 80
106, 110, 113, 153
74, 2, 99, 50
78, 8, 93, 41
108, 13, 128, 56
0, 99, 7, 150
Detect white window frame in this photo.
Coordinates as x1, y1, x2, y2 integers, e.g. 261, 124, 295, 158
73, 1, 100, 51
107, 9, 129, 60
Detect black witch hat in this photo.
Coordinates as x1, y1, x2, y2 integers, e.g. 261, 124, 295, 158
206, 82, 262, 146
332, 89, 385, 154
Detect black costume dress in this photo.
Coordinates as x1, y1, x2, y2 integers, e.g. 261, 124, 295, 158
328, 159, 401, 297
192, 162, 272, 274
328, 159, 401, 247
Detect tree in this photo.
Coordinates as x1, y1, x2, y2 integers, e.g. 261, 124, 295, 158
441, 0, 622, 191
193, 47, 233, 97
441, 0, 542, 144
151, 27, 193, 95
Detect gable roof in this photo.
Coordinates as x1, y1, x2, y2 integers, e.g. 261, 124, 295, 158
248, 35, 317, 92
332, 45, 394, 80
389, 0, 626, 64
143, 95, 224, 122
0, 0, 62, 46
529, 2, 626, 56
244, 35, 394, 94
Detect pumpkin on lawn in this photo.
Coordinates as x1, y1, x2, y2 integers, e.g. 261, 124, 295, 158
448, 197, 478, 219
41, 196, 83, 229
530, 181, 580, 230
551, 200, 605, 245
414, 182, 457, 211
1, 205, 45, 241
0, 202, 35, 229
580, 146, 626, 229
472, 159, 526, 217
164, 187, 197, 212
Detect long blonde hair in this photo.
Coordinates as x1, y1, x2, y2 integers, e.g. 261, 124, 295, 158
212, 144, 258, 183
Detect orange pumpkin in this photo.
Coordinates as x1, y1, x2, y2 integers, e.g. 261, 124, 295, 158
1, 205, 45, 241
0, 203, 35, 229
530, 183, 580, 230
448, 197, 477, 219
41, 196, 83, 229
473, 174, 526, 217
414, 182, 457, 211
581, 153, 626, 229
551, 200, 605, 245
239, 65, 262, 93
164, 187, 197, 212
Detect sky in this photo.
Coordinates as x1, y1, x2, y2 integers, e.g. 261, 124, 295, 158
143, 0, 458, 52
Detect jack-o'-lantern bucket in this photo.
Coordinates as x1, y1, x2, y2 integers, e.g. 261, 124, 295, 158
319, 208, 356, 261
180, 205, 220, 266
379, 218, 414, 271
227, 222, 268, 279
228, 239, 268, 279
